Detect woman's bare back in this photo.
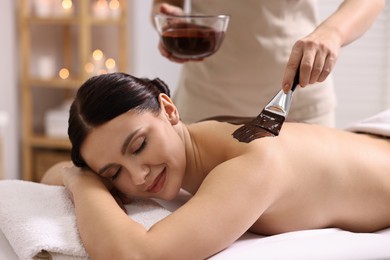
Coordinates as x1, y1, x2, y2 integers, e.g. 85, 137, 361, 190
190, 121, 390, 235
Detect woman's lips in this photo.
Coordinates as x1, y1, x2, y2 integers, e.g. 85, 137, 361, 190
146, 169, 166, 193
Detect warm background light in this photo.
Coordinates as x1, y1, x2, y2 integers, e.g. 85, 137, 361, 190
92, 49, 103, 61
105, 58, 116, 70
62, 0, 72, 10
109, 0, 120, 10
58, 68, 70, 79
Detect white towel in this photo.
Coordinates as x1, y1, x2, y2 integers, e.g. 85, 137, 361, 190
0, 180, 171, 260
344, 108, 390, 137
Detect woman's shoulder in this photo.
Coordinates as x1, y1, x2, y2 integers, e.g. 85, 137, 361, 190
187, 119, 338, 150
187, 120, 239, 147
187, 119, 277, 159
196, 115, 256, 126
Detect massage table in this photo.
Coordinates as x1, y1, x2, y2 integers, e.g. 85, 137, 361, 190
1, 185, 390, 260
1, 227, 390, 260
2, 109, 390, 259
1, 210, 390, 260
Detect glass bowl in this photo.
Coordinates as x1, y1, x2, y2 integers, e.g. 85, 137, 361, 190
154, 13, 230, 60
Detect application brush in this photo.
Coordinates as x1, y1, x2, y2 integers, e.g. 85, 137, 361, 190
232, 69, 300, 143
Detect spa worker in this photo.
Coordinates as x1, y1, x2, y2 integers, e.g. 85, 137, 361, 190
151, 0, 385, 126
41, 72, 390, 260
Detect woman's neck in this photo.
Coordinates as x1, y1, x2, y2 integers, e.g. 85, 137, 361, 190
176, 122, 208, 194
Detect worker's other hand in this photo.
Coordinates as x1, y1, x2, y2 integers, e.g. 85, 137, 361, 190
156, 3, 203, 63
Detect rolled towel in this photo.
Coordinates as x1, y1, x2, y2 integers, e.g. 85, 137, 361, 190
0, 180, 171, 260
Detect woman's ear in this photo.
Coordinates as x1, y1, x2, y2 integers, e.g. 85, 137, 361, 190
158, 93, 180, 125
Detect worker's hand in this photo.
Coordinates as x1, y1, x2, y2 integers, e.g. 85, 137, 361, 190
158, 2, 184, 16
282, 26, 341, 93
156, 3, 204, 63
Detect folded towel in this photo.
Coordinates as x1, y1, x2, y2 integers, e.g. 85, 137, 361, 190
0, 180, 171, 260
344, 108, 390, 137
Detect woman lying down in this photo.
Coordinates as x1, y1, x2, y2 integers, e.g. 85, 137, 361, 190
42, 72, 390, 259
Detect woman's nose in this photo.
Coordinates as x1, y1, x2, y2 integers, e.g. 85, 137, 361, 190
129, 164, 150, 186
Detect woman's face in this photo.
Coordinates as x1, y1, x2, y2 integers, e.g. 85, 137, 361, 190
80, 97, 186, 201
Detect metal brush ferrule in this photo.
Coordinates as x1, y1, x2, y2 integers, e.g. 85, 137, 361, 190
264, 90, 294, 117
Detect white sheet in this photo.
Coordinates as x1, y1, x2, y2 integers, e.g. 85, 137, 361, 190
211, 229, 390, 260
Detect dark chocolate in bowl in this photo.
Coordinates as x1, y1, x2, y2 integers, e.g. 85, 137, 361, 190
161, 23, 225, 59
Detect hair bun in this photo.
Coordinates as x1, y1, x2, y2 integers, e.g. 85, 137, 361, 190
151, 78, 171, 97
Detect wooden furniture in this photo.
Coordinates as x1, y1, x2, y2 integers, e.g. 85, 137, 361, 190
19, 0, 129, 181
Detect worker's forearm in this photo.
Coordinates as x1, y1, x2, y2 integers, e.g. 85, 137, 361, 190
317, 0, 385, 47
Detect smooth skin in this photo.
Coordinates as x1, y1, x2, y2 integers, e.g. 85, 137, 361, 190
151, 0, 385, 92
42, 94, 390, 259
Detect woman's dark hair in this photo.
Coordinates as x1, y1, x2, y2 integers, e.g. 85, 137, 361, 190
68, 72, 170, 168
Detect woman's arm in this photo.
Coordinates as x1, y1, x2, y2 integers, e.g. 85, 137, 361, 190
64, 153, 280, 259
282, 0, 385, 91
62, 170, 149, 259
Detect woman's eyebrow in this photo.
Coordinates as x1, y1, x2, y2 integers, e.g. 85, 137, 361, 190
121, 128, 141, 155
97, 128, 142, 175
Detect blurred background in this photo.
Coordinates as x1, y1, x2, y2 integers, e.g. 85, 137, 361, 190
0, 0, 389, 180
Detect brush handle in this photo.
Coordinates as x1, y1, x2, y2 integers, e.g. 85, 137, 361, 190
290, 67, 300, 92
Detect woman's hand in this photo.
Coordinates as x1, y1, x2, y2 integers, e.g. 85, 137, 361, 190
282, 26, 341, 93
40, 161, 74, 186
42, 161, 130, 212
62, 165, 131, 212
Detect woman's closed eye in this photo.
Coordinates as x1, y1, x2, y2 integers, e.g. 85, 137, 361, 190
108, 138, 146, 181
110, 166, 122, 181
132, 137, 147, 154
103, 166, 122, 181
100, 137, 147, 181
